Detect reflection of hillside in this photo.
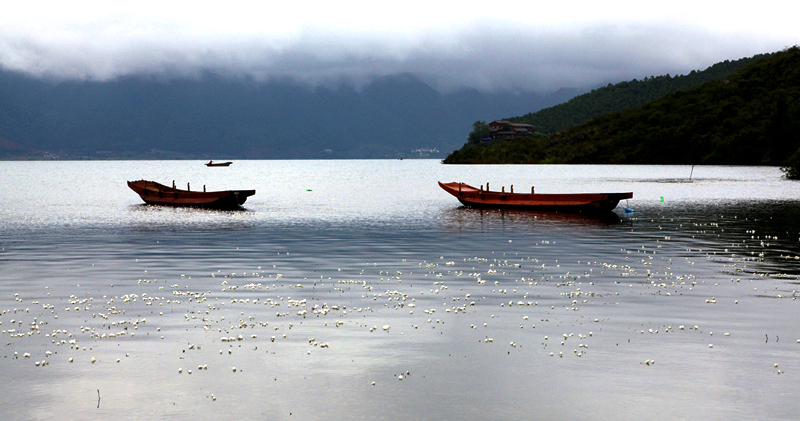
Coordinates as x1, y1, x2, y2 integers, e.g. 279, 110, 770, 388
618, 200, 800, 278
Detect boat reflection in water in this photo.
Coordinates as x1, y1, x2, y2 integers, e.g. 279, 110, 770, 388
439, 205, 627, 236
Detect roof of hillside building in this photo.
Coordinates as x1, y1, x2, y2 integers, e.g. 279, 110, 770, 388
489, 120, 534, 128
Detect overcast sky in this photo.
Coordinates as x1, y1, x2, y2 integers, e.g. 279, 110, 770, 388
1, 1, 797, 93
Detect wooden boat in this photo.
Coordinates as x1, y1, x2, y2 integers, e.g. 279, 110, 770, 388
127, 180, 255, 209
205, 161, 232, 167
438, 181, 632, 213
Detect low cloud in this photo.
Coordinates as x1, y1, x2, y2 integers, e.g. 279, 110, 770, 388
0, 15, 789, 93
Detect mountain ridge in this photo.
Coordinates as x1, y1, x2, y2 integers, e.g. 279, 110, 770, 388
443, 47, 799, 166
0, 71, 580, 159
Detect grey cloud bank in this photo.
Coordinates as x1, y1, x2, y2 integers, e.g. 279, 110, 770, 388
1, 3, 795, 93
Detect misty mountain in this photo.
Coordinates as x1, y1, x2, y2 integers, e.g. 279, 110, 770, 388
0, 71, 580, 159
444, 47, 800, 166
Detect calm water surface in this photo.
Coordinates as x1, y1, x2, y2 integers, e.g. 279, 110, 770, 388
1, 160, 799, 420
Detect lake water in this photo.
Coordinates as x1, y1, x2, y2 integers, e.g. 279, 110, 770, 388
1, 160, 799, 420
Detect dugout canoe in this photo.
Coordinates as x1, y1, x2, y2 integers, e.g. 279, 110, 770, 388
127, 180, 255, 209
205, 161, 233, 167
438, 181, 632, 213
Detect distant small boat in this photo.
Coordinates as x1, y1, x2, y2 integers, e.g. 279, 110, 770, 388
438, 181, 632, 213
205, 161, 232, 167
127, 180, 255, 209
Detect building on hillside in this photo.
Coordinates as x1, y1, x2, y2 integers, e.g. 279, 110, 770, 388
489, 120, 535, 140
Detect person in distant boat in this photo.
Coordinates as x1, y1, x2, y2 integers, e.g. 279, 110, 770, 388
208, 160, 213, 165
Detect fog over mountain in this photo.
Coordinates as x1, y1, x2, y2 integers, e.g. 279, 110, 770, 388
1, 1, 796, 158
2, 1, 794, 92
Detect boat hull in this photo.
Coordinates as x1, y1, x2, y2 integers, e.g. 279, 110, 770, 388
439, 181, 632, 213
127, 180, 255, 209
205, 162, 232, 167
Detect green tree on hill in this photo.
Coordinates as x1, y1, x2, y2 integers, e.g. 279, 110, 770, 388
467, 120, 490, 144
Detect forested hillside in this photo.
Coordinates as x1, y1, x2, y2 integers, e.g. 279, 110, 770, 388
509, 54, 766, 134
444, 47, 800, 166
